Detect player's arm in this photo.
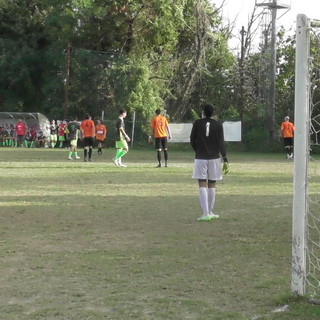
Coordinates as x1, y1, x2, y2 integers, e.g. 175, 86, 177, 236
120, 127, 130, 141
190, 123, 197, 151
149, 119, 154, 142
166, 124, 172, 141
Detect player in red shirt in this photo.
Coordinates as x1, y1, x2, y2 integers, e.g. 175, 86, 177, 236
58, 120, 67, 148
95, 120, 107, 155
15, 119, 27, 147
280, 116, 295, 159
149, 109, 172, 167
80, 113, 95, 162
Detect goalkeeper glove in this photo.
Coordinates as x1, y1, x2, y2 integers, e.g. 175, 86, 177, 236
222, 162, 229, 175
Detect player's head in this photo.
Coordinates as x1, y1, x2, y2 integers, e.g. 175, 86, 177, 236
284, 116, 290, 121
119, 109, 127, 118
85, 113, 91, 120
155, 109, 161, 115
202, 104, 214, 118
96, 120, 101, 125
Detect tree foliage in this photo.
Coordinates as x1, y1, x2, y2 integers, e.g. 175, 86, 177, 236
2, 0, 315, 151
0, 0, 232, 123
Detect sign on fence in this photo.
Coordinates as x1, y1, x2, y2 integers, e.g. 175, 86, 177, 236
169, 121, 241, 143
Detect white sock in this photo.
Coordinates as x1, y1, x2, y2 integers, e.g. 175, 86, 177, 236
208, 188, 216, 213
199, 187, 209, 216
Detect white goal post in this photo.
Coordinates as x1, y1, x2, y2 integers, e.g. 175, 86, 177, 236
292, 14, 320, 298
292, 14, 310, 296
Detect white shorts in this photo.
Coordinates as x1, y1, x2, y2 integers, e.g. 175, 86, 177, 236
192, 158, 223, 181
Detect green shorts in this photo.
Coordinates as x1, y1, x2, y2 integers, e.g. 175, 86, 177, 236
59, 136, 65, 142
116, 140, 128, 149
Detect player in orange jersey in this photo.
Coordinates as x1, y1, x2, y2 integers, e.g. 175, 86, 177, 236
149, 109, 172, 168
280, 116, 295, 159
80, 113, 95, 162
95, 120, 107, 155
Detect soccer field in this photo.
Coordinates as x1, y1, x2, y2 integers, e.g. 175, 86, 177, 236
0, 148, 319, 320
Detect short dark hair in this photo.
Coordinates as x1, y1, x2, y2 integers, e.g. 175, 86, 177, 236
155, 109, 161, 115
202, 104, 214, 118
119, 109, 126, 115
85, 113, 91, 119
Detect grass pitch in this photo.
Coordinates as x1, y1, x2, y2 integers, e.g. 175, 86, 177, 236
0, 147, 319, 319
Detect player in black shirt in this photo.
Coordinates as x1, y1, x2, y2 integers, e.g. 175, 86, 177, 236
190, 104, 229, 222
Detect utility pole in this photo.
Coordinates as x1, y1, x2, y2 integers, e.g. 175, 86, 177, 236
255, 0, 290, 142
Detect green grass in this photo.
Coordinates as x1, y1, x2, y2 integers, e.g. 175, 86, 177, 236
0, 147, 319, 319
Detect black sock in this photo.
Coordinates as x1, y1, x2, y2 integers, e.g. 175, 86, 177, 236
157, 151, 161, 164
164, 150, 168, 162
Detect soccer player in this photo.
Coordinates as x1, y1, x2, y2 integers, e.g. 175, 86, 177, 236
280, 116, 295, 159
149, 109, 172, 168
58, 120, 67, 148
0, 127, 5, 146
36, 131, 46, 148
50, 120, 58, 148
15, 119, 27, 147
190, 104, 229, 222
24, 129, 37, 148
80, 113, 95, 162
95, 120, 107, 155
113, 109, 130, 167
67, 117, 81, 160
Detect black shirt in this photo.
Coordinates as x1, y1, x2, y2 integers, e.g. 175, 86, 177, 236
190, 117, 227, 160
115, 118, 125, 141
67, 121, 80, 140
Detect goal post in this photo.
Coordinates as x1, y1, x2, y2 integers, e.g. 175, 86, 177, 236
292, 14, 310, 296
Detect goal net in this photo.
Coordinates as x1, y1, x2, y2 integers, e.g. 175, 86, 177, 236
292, 14, 320, 298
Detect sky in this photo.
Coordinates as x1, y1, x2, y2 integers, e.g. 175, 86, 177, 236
213, 0, 320, 51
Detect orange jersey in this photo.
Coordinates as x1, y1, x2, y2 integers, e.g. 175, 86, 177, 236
80, 119, 95, 137
281, 121, 294, 138
95, 124, 107, 141
150, 115, 169, 138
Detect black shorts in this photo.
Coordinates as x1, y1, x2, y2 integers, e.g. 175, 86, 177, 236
83, 137, 94, 147
284, 137, 293, 148
155, 137, 168, 150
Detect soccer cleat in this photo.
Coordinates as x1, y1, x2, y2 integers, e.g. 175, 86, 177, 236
156, 164, 161, 168
68, 156, 73, 160
119, 163, 127, 167
75, 156, 80, 159
197, 215, 212, 222
112, 158, 119, 167
209, 212, 220, 219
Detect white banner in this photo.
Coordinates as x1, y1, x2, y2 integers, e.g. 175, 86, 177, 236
169, 121, 241, 143
223, 121, 242, 142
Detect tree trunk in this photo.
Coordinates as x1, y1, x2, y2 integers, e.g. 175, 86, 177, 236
63, 41, 71, 118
